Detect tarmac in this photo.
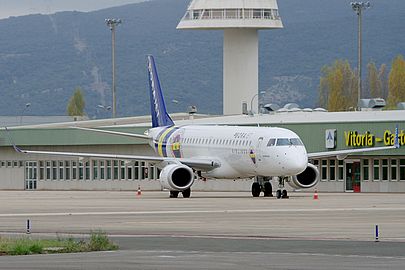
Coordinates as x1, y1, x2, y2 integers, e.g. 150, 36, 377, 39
1, 191, 405, 269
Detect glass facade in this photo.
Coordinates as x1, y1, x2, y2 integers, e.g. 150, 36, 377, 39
1, 159, 160, 183
183, 8, 281, 21
312, 157, 405, 185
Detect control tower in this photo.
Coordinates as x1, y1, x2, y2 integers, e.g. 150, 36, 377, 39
177, 0, 283, 115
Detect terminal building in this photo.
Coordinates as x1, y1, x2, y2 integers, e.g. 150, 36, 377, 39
1, 0, 403, 193
0, 110, 404, 193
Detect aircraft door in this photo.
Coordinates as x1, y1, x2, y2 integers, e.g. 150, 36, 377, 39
256, 137, 264, 165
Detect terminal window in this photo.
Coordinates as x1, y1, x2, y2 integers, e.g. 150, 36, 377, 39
362, 159, 369, 181
329, 160, 336, 181
382, 159, 389, 181
373, 160, 380, 181
400, 159, 405, 180
338, 160, 344, 181
391, 159, 397, 181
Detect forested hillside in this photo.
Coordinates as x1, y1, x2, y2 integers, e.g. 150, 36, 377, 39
0, 0, 403, 117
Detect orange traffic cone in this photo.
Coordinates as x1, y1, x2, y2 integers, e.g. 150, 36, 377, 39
313, 188, 319, 200
137, 185, 142, 196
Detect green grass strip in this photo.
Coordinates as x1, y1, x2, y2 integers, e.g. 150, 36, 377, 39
0, 231, 118, 256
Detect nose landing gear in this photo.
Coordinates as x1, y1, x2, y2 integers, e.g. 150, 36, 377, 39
169, 188, 191, 198
276, 177, 289, 199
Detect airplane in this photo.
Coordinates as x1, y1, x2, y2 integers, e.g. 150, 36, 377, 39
8, 55, 400, 199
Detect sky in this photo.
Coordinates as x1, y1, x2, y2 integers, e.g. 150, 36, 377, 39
0, 0, 147, 19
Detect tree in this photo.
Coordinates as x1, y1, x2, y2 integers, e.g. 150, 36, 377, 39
379, 64, 389, 100
67, 87, 85, 116
365, 61, 389, 99
387, 55, 405, 108
366, 61, 381, 98
319, 60, 357, 111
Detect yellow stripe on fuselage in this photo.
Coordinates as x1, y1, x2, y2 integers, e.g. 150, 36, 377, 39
157, 127, 176, 157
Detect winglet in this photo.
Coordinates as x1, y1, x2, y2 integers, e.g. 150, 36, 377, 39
4, 127, 23, 153
394, 125, 400, 149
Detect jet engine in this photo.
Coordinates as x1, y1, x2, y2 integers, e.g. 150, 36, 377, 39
288, 163, 320, 189
159, 164, 194, 191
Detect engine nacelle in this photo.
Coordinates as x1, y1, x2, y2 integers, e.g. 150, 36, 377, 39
289, 163, 320, 189
159, 164, 194, 191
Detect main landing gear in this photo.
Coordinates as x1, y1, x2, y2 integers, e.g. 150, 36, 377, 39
251, 177, 273, 198
170, 188, 191, 198
251, 176, 289, 199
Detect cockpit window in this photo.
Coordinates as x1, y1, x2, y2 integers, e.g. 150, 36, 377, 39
276, 138, 290, 146
290, 138, 303, 146
276, 138, 304, 146
267, 138, 276, 146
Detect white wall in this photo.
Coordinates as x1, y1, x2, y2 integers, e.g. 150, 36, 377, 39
0, 168, 24, 190
223, 29, 258, 115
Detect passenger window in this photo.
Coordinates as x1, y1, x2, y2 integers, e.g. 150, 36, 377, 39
267, 139, 276, 146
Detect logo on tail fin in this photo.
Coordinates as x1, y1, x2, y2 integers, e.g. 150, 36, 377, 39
147, 55, 174, 128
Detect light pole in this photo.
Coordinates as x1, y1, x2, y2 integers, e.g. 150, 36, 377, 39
250, 91, 266, 115
97, 104, 112, 111
105, 18, 122, 118
171, 99, 180, 113
351, 2, 371, 107
20, 103, 31, 125
97, 104, 112, 119
97, 104, 112, 118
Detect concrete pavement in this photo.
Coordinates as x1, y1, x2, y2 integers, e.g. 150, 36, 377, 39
1, 191, 405, 269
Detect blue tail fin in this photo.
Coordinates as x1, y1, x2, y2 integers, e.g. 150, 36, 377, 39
147, 55, 174, 128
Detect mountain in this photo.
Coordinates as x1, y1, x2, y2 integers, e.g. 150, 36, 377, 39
0, 0, 404, 118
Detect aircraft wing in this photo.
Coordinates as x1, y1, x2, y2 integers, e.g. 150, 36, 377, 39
13, 147, 220, 170
72, 127, 150, 140
308, 145, 397, 159
6, 127, 219, 170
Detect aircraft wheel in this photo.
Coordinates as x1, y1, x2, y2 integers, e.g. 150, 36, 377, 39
252, 182, 261, 197
170, 191, 179, 198
276, 190, 282, 199
263, 182, 273, 197
282, 190, 289, 199
182, 188, 191, 198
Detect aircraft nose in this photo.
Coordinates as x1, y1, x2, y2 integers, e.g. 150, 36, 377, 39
287, 149, 308, 174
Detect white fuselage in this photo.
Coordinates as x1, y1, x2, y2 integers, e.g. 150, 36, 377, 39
148, 125, 308, 179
